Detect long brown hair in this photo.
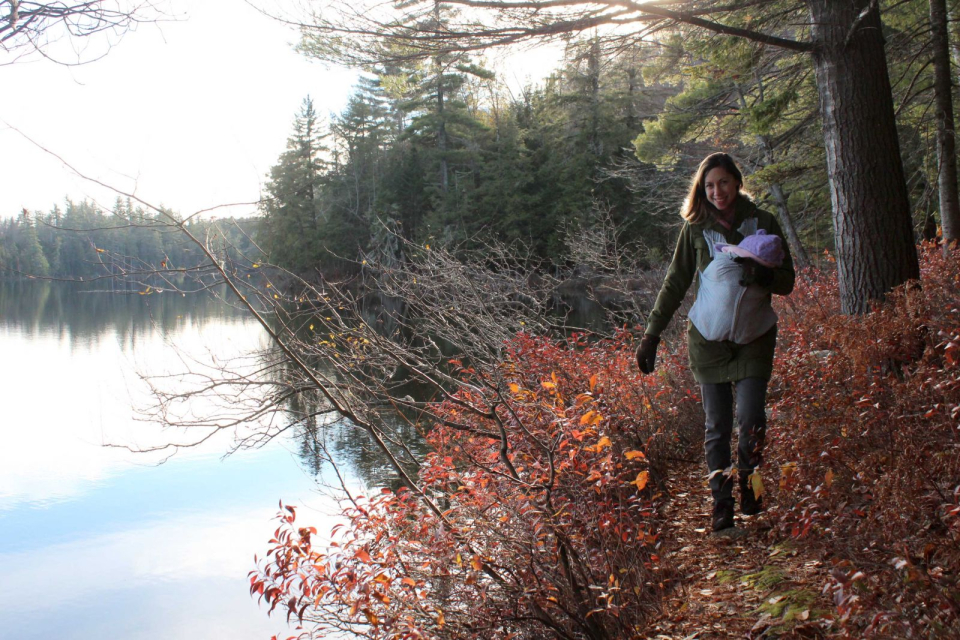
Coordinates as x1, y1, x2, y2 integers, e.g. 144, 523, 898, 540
681, 152, 744, 224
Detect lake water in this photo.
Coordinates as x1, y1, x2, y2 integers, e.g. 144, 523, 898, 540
0, 281, 348, 639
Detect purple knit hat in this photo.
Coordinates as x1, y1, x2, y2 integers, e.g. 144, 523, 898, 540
715, 229, 784, 268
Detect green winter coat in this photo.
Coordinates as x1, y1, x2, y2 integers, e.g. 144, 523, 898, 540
644, 197, 795, 384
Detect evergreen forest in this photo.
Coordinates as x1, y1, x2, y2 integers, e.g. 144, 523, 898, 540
0, 199, 258, 284
5, 3, 954, 282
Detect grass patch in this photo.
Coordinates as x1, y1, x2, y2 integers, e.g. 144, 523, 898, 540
715, 569, 738, 584
754, 588, 818, 619
741, 566, 787, 591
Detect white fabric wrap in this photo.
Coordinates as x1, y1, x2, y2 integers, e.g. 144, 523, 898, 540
688, 253, 778, 344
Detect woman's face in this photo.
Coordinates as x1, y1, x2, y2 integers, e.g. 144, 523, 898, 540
703, 166, 740, 214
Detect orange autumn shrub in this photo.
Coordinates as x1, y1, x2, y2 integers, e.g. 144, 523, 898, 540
770, 244, 960, 636
252, 331, 702, 639
254, 243, 960, 639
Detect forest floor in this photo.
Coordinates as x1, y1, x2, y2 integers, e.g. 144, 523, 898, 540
646, 463, 836, 639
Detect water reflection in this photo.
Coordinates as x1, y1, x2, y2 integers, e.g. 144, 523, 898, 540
290, 408, 428, 493
551, 293, 624, 333
0, 281, 431, 493
0, 279, 249, 348
0, 281, 324, 640
274, 289, 614, 492
277, 352, 429, 492
0, 275, 628, 639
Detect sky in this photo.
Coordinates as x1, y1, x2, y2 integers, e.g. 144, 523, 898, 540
0, 0, 562, 221
0, 0, 360, 219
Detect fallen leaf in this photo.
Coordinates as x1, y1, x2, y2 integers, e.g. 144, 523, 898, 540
632, 471, 650, 492
750, 472, 764, 499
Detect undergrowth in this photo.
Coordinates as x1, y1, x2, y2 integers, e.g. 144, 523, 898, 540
769, 243, 960, 637
253, 243, 960, 639
253, 332, 703, 638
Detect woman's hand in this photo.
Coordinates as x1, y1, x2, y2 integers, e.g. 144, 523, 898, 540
636, 335, 661, 374
734, 257, 774, 287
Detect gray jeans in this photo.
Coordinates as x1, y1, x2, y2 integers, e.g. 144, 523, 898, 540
701, 377, 767, 503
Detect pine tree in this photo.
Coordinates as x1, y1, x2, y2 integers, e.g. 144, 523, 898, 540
260, 97, 329, 272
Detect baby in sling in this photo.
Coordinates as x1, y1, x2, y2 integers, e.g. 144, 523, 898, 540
688, 229, 786, 344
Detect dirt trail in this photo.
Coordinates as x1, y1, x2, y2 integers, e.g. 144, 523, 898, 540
645, 464, 833, 639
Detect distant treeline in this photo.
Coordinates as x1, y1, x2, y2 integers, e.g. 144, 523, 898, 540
0, 199, 259, 283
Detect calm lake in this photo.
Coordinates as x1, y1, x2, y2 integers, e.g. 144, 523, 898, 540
0, 281, 356, 639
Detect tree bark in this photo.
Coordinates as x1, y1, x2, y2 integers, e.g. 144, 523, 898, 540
949, 4, 960, 90
436, 58, 449, 195
767, 181, 810, 269
588, 37, 601, 159
929, 0, 960, 249
735, 85, 812, 270
806, 0, 919, 313
434, 3, 449, 195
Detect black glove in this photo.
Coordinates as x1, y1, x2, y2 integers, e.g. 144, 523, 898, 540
734, 257, 774, 288
636, 334, 661, 374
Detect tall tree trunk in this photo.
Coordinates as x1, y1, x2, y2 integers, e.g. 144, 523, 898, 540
735, 85, 811, 269
949, 4, 960, 90
434, 3, 448, 195
625, 66, 639, 133
930, 0, 960, 249
587, 36, 601, 159
436, 62, 449, 194
806, 0, 919, 313
767, 182, 811, 269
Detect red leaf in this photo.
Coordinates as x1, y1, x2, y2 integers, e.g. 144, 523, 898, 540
355, 549, 372, 563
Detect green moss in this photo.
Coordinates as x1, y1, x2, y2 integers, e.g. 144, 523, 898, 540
754, 588, 817, 619
741, 566, 787, 591
715, 569, 738, 584
753, 588, 829, 635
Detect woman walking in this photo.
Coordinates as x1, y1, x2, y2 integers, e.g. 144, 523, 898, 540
635, 152, 795, 532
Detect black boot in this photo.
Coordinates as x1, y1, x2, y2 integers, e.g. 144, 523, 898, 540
712, 498, 735, 531
740, 473, 764, 516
